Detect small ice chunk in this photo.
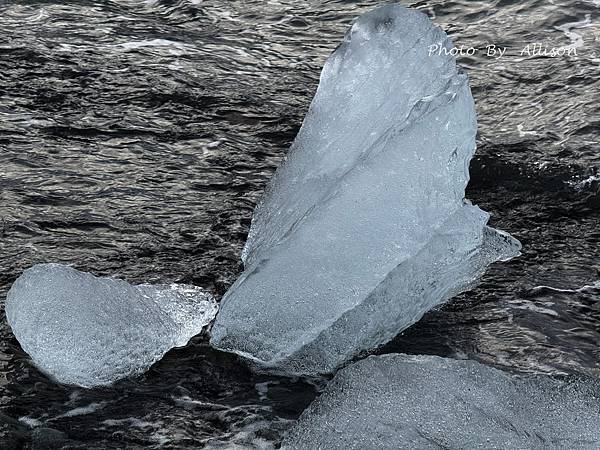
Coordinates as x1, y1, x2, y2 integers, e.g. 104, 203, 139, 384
210, 4, 521, 376
5, 263, 218, 388
282, 354, 600, 449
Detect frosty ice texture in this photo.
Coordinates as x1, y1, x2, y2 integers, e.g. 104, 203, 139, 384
5, 264, 218, 387
282, 354, 600, 450
210, 4, 521, 375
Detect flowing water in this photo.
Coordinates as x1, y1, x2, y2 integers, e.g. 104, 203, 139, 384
0, 0, 599, 448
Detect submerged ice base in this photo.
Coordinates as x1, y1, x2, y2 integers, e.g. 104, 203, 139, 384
282, 354, 600, 450
210, 4, 520, 375
6, 264, 218, 387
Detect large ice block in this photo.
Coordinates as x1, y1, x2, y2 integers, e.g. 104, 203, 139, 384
5, 263, 218, 388
210, 4, 521, 375
282, 354, 600, 449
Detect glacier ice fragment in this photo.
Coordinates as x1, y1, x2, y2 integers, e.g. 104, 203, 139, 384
282, 354, 600, 450
210, 4, 521, 375
5, 263, 218, 388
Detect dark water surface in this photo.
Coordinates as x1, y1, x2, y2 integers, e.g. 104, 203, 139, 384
1, 0, 599, 448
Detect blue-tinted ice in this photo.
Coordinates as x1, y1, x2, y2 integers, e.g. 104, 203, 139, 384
283, 354, 600, 449
6, 264, 217, 387
210, 4, 521, 376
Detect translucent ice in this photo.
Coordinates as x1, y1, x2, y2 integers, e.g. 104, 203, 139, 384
5, 263, 218, 388
282, 354, 600, 450
210, 4, 521, 375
